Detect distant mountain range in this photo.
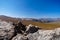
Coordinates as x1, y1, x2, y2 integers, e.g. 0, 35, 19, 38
0, 15, 60, 23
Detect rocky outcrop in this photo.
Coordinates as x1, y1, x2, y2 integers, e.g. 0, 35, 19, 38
1, 20, 60, 40
13, 21, 26, 34
12, 24, 41, 40
0, 20, 27, 40
12, 28, 60, 40
0, 20, 15, 40
26, 24, 41, 34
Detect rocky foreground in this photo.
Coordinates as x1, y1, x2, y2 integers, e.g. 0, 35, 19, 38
0, 20, 60, 40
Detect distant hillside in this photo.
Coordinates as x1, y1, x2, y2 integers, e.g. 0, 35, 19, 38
0, 15, 20, 23
0, 15, 60, 23
0, 15, 60, 29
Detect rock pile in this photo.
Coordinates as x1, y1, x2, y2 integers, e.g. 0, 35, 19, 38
12, 28, 60, 40
0, 20, 60, 40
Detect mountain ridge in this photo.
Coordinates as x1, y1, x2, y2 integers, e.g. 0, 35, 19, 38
0, 15, 60, 23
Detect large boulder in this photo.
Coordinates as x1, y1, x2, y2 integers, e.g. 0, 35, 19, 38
13, 21, 26, 34
25, 30, 54, 40
26, 24, 42, 34
17, 21, 26, 32
0, 20, 15, 40
27, 28, 60, 40
52, 28, 60, 40
12, 28, 60, 40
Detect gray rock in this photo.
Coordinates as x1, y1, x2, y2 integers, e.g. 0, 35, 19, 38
26, 24, 41, 34
12, 28, 60, 40
12, 34, 28, 40
0, 21, 15, 40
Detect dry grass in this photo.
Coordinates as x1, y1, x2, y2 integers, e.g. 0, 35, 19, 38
21, 20, 60, 30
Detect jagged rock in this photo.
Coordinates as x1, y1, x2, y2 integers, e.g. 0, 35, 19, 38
26, 24, 41, 34
12, 28, 60, 40
28, 28, 60, 40
0, 20, 15, 40
52, 28, 60, 40
13, 21, 26, 34
12, 34, 28, 40
1, 20, 60, 40
17, 21, 26, 32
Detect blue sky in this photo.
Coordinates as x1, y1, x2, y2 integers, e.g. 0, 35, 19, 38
0, 0, 60, 18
